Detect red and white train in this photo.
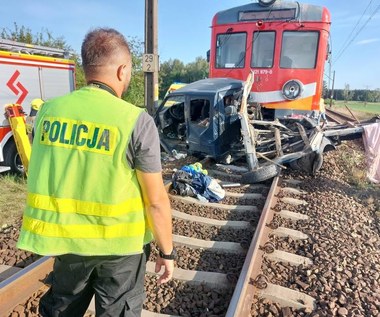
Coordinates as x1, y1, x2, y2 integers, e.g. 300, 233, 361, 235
209, 0, 331, 118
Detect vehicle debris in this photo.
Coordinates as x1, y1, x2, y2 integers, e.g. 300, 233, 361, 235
155, 76, 379, 183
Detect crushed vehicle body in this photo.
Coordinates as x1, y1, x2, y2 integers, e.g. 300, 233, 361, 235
155, 77, 379, 183
155, 78, 244, 160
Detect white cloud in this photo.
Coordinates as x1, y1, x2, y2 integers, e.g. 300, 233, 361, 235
355, 38, 380, 45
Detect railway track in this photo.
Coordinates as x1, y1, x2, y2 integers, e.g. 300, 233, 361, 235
326, 108, 358, 125
1, 138, 379, 317
0, 161, 318, 317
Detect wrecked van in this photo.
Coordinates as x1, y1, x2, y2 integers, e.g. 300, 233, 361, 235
155, 78, 244, 161
155, 76, 372, 183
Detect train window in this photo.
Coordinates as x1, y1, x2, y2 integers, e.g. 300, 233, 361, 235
216, 32, 247, 69
251, 31, 275, 68
280, 31, 319, 69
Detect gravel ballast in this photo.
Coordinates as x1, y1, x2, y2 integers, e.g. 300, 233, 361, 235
251, 139, 380, 316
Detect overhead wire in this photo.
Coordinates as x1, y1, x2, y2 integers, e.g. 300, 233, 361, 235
333, 0, 380, 65
334, 0, 374, 59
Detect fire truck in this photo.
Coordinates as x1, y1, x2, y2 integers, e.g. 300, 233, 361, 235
0, 39, 76, 174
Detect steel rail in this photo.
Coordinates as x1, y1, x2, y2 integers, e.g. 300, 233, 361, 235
226, 175, 280, 317
0, 256, 53, 316
326, 108, 356, 124
1, 168, 272, 316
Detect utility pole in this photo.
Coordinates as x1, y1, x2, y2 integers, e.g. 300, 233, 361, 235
144, 0, 159, 116
329, 70, 335, 108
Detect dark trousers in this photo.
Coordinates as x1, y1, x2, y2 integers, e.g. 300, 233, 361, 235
39, 250, 147, 317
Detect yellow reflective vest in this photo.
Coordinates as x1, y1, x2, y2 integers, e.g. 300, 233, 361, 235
17, 86, 153, 256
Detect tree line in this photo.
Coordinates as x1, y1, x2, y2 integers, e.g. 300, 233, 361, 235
331, 84, 380, 103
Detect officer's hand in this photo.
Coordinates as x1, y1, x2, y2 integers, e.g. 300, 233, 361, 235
155, 257, 174, 284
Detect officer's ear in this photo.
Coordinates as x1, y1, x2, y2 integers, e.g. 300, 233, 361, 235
117, 64, 128, 82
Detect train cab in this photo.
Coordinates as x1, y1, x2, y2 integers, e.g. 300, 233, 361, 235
209, 0, 331, 118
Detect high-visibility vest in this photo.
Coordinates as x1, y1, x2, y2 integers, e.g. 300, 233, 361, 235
17, 86, 153, 256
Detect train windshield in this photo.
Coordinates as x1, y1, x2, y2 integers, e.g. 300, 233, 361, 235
280, 31, 319, 69
216, 32, 246, 69
251, 31, 275, 68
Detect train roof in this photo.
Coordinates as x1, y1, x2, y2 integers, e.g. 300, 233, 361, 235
214, 1, 330, 25
172, 78, 244, 96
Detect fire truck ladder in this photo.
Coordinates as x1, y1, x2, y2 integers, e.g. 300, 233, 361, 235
0, 39, 69, 58
4, 105, 31, 176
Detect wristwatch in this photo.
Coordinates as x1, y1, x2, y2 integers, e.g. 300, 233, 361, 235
158, 247, 177, 260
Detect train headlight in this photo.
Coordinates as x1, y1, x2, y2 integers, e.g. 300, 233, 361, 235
282, 80, 303, 100
258, 0, 276, 6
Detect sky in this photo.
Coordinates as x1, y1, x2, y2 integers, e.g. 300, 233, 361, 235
1, 0, 379, 90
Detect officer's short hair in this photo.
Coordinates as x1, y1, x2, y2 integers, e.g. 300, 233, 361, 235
81, 28, 131, 69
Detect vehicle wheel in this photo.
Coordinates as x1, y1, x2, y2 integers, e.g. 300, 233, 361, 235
241, 164, 280, 183
290, 152, 323, 175
2, 139, 24, 175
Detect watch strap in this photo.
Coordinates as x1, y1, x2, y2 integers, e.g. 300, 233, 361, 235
158, 247, 176, 260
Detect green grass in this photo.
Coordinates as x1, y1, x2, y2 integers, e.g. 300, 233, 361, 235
0, 174, 27, 226
333, 100, 380, 115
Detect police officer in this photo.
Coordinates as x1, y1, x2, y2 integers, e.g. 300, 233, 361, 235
17, 28, 174, 317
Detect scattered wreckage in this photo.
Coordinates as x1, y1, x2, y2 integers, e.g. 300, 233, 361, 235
155, 74, 379, 183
